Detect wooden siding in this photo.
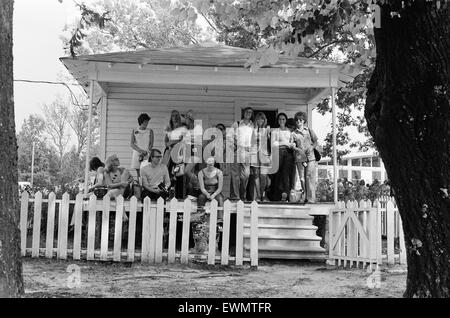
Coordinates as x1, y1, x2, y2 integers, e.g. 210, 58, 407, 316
103, 83, 308, 168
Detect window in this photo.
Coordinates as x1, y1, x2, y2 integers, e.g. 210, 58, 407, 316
372, 171, 381, 181
372, 156, 381, 167
352, 170, 361, 181
339, 170, 348, 179
339, 159, 348, 166
328, 161, 334, 165
318, 169, 328, 180
362, 157, 371, 167
318, 161, 328, 166
351, 158, 361, 166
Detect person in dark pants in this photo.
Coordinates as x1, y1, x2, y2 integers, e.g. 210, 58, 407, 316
270, 113, 295, 201
227, 107, 254, 201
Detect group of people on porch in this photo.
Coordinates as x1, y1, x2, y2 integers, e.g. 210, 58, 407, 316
87, 107, 319, 205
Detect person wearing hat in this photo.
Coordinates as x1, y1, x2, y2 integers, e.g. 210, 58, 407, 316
227, 106, 254, 201
130, 113, 154, 179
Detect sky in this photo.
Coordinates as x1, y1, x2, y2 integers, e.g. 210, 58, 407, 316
13, 0, 81, 130
12, 0, 365, 149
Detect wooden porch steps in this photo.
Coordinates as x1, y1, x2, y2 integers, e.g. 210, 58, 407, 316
243, 204, 326, 260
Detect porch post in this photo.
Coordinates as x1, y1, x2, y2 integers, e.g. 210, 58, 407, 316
84, 80, 95, 195
331, 87, 338, 203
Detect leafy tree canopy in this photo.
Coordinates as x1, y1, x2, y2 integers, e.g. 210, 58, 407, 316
62, 0, 207, 56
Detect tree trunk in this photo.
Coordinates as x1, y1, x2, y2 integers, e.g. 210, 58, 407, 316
365, 0, 450, 297
0, 0, 24, 297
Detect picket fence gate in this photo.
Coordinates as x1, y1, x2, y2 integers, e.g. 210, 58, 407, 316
20, 192, 259, 267
329, 197, 406, 269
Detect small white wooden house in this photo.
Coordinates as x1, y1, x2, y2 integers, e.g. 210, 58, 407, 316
61, 43, 350, 260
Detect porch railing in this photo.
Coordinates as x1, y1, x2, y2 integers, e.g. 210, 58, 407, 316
19, 192, 259, 267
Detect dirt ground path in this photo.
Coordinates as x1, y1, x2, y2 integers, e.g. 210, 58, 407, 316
23, 258, 407, 298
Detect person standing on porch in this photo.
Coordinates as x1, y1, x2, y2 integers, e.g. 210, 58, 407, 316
141, 149, 171, 201
270, 113, 296, 201
227, 107, 254, 201
130, 113, 153, 179
290, 111, 318, 203
249, 112, 271, 202
183, 109, 203, 196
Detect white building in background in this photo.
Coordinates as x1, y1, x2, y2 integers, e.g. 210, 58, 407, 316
317, 150, 388, 184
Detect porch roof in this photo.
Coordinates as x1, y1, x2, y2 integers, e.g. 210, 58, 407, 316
61, 43, 340, 69
60, 44, 354, 101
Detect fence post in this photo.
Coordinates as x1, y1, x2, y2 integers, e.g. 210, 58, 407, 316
368, 201, 378, 270
20, 191, 29, 257
45, 192, 56, 259
386, 200, 395, 265
154, 197, 165, 263
127, 196, 138, 262
372, 199, 382, 266
361, 200, 370, 267
57, 193, 70, 260
113, 195, 124, 262
208, 200, 218, 265
72, 193, 83, 260
100, 194, 111, 261
167, 198, 178, 264
87, 194, 97, 261
235, 200, 244, 266
221, 200, 231, 265
180, 199, 191, 264
31, 192, 42, 258
328, 205, 335, 266
347, 201, 357, 267
141, 197, 152, 263
250, 201, 259, 267
398, 213, 407, 265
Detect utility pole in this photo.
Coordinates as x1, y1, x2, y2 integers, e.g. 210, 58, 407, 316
30, 141, 35, 188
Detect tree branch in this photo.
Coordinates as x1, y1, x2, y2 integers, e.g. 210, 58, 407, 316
199, 11, 219, 34
307, 38, 355, 59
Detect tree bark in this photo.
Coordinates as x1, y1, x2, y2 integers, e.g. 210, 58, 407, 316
0, 0, 24, 297
365, 0, 450, 297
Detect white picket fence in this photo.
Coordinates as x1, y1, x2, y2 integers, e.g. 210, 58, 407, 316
19, 192, 259, 267
329, 197, 406, 269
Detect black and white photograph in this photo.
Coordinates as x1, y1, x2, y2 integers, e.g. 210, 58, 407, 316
1, 0, 449, 304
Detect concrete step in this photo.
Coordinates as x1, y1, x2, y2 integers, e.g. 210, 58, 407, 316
246, 246, 326, 260
259, 251, 326, 260
244, 236, 323, 249
258, 245, 326, 253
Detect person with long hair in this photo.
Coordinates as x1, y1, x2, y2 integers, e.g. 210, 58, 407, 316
104, 154, 134, 199
163, 110, 188, 198
249, 112, 271, 202
270, 113, 295, 201
163, 110, 183, 166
